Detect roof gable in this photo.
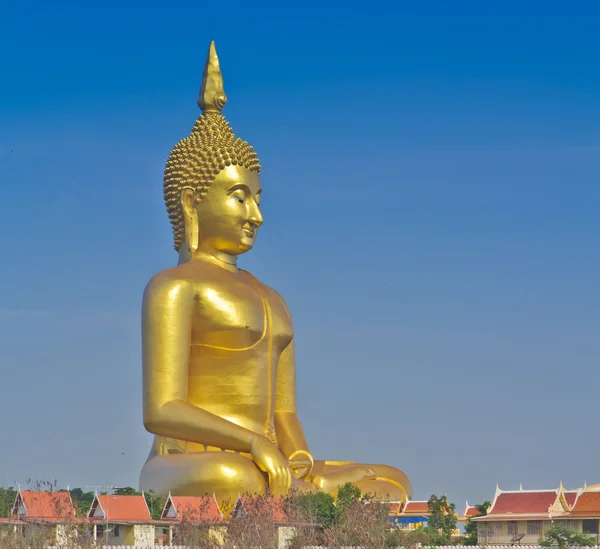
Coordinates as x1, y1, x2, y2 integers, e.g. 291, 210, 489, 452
161, 495, 222, 522
402, 501, 429, 515
564, 492, 578, 508
462, 503, 480, 518
234, 497, 287, 523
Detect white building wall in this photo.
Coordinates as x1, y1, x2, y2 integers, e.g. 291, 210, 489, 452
134, 524, 155, 546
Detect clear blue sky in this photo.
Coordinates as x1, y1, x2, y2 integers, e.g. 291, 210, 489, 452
1, 0, 599, 508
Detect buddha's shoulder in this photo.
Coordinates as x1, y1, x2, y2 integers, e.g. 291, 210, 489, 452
143, 263, 216, 299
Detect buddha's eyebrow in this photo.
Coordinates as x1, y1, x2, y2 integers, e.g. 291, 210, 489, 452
227, 183, 261, 195
226, 183, 251, 194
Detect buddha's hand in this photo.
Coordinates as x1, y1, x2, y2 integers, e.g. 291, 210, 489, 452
287, 450, 314, 480
249, 435, 292, 497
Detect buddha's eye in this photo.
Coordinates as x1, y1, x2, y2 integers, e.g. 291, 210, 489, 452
231, 191, 245, 204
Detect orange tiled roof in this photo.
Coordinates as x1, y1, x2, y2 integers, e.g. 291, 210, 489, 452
571, 492, 600, 515
89, 495, 151, 522
17, 491, 75, 521
162, 496, 222, 522
237, 497, 287, 523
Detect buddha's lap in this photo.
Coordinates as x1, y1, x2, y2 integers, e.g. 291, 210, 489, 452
140, 451, 410, 499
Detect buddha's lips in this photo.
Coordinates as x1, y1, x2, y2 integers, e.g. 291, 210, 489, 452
243, 226, 256, 237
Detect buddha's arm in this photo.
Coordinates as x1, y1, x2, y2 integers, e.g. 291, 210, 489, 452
274, 339, 311, 458
142, 274, 258, 452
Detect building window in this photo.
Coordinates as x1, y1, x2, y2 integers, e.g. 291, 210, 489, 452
527, 521, 541, 535
508, 521, 519, 536
114, 524, 120, 537
583, 520, 599, 534
555, 520, 573, 530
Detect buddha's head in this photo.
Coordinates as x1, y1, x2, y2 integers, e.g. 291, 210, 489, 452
163, 41, 262, 259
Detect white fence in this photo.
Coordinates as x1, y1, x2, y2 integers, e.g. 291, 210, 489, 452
44, 546, 600, 549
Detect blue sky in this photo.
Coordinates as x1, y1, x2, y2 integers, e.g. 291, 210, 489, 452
0, 0, 599, 507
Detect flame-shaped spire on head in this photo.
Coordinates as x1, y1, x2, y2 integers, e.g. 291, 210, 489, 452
198, 40, 227, 113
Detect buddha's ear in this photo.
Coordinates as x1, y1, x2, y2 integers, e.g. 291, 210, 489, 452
181, 187, 198, 253
180, 187, 196, 216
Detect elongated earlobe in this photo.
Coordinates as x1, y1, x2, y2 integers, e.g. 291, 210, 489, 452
181, 187, 199, 253
187, 212, 198, 253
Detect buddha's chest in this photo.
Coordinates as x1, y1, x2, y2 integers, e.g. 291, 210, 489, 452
190, 274, 292, 352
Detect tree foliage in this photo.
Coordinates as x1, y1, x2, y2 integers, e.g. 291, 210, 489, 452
333, 482, 363, 525
68, 487, 95, 517
286, 489, 335, 527
112, 486, 139, 496
0, 487, 17, 517
463, 501, 490, 545
539, 525, 597, 548
422, 494, 458, 546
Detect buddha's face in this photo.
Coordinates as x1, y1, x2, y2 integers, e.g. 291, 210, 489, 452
187, 165, 263, 256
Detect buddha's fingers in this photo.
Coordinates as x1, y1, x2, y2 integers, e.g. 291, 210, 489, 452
269, 467, 289, 497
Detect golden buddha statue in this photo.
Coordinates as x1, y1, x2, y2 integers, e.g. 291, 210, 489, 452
139, 41, 411, 503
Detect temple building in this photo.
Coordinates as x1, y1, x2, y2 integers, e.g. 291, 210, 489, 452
472, 483, 600, 545
388, 499, 431, 529
0, 489, 76, 545
87, 493, 154, 546
160, 494, 224, 545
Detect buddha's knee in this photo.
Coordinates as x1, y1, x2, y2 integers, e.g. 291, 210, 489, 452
366, 464, 412, 498
187, 453, 267, 495
140, 452, 268, 498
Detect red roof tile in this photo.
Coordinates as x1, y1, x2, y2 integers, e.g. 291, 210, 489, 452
162, 496, 222, 522
402, 501, 429, 514
571, 492, 600, 514
564, 492, 578, 509
490, 492, 557, 514
389, 503, 402, 515
237, 497, 287, 523
89, 495, 151, 522
17, 491, 75, 521
464, 505, 480, 517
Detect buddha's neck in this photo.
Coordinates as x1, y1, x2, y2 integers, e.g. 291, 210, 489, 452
179, 248, 239, 272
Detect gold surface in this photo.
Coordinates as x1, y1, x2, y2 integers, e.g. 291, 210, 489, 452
140, 41, 412, 503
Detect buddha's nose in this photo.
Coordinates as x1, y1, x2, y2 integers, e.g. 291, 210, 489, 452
248, 199, 263, 227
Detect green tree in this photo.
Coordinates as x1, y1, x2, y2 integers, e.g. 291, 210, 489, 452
539, 525, 596, 548
113, 486, 139, 496
423, 494, 458, 546
143, 490, 165, 521
288, 490, 335, 527
0, 487, 17, 518
333, 482, 362, 525
463, 501, 491, 545
69, 487, 96, 517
